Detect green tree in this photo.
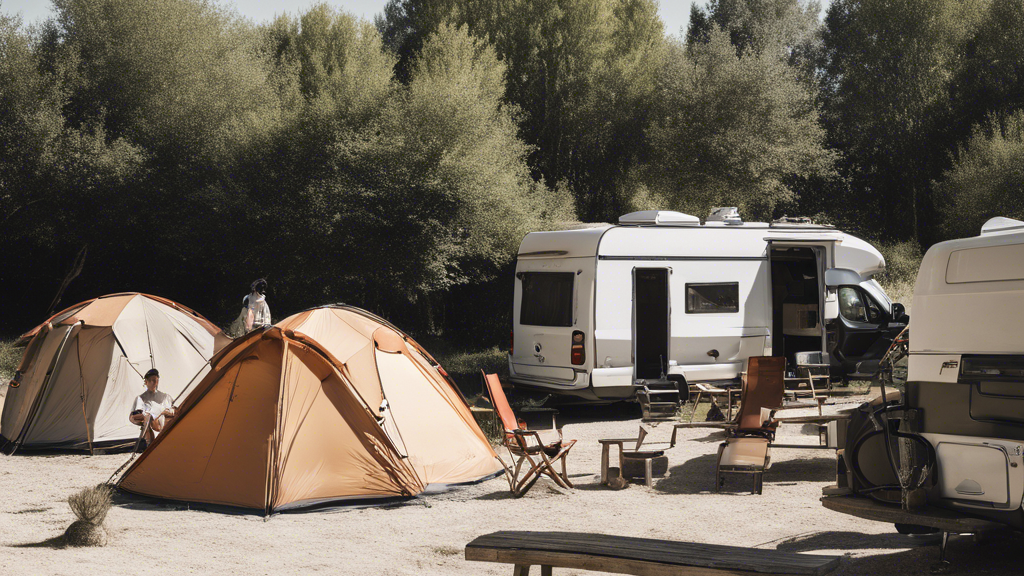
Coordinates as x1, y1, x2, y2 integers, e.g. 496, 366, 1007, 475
949, 0, 1024, 144
934, 112, 1024, 240
379, 0, 664, 222
686, 0, 821, 58
818, 0, 989, 243
644, 30, 832, 220
291, 24, 572, 327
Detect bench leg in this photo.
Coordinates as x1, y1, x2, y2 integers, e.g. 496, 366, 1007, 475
541, 566, 553, 576
513, 564, 531, 576
644, 458, 653, 487
600, 444, 609, 485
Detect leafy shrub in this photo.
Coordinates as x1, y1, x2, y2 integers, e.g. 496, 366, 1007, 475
0, 339, 21, 386
875, 240, 922, 312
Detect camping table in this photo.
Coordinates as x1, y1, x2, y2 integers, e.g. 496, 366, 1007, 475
688, 383, 739, 422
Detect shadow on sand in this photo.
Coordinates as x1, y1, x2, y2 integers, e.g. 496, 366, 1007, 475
10, 535, 66, 549
780, 529, 1024, 575
653, 454, 835, 495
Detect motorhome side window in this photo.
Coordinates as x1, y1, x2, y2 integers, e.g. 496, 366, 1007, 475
685, 283, 739, 313
519, 272, 575, 327
838, 287, 881, 323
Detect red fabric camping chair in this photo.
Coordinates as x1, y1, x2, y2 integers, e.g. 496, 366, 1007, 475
482, 372, 576, 497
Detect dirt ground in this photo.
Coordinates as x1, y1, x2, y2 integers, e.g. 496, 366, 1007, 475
2, 394, 1023, 576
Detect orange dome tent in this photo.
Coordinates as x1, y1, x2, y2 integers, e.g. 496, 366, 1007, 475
117, 305, 502, 513
1, 293, 229, 453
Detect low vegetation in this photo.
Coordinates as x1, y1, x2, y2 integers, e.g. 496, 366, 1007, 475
0, 339, 21, 397
875, 240, 923, 312
63, 484, 113, 547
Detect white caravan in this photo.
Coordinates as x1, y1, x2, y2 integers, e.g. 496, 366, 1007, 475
833, 216, 1024, 532
508, 209, 906, 401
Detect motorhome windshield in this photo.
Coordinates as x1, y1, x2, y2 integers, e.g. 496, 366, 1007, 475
520, 272, 574, 327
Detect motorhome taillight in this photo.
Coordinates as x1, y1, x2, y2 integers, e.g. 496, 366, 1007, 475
510, 330, 514, 355
571, 331, 585, 365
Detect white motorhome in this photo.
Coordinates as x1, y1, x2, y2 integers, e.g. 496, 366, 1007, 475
509, 209, 906, 401
831, 216, 1024, 532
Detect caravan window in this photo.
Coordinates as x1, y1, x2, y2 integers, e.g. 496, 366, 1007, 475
519, 272, 574, 327
685, 283, 739, 314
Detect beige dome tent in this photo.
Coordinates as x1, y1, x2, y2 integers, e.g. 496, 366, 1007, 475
1, 293, 229, 454
117, 305, 502, 513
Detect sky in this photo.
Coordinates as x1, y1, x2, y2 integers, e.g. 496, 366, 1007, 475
3, 0, 696, 37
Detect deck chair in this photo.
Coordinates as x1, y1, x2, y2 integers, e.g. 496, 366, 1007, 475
482, 372, 577, 497
716, 356, 786, 494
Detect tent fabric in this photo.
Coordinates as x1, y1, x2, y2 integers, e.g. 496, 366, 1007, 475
1, 294, 227, 452
118, 305, 501, 513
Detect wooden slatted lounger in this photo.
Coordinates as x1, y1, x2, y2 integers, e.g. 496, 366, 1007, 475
466, 531, 840, 576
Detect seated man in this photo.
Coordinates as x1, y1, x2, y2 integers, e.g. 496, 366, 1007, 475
129, 368, 176, 443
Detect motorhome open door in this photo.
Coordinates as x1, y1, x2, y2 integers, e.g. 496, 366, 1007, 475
632, 267, 670, 381
824, 269, 907, 378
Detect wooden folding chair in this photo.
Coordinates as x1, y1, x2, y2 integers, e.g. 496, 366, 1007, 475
482, 372, 577, 497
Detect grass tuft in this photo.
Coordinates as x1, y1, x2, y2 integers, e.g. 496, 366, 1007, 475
68, 484, 113, 525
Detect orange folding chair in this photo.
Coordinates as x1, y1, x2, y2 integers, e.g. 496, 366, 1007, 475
482, 372, 576, 497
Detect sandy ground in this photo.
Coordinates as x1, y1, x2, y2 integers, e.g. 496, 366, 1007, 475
2, 394, 1023, 576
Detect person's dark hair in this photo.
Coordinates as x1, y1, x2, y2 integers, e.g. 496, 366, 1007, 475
251, 278, 268, 295
144, 368, 160, 380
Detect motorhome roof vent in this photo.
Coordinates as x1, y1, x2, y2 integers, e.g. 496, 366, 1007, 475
618, 210, 700, 226
980, 216, 1024, 235
770, 215, 828, 227
707, 207, 742, 224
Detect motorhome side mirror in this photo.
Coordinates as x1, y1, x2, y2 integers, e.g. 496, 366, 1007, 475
891, 303, 909, 323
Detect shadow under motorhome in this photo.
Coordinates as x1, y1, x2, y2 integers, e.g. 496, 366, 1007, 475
509, 209, 906, 402
830, 216, 1024, 532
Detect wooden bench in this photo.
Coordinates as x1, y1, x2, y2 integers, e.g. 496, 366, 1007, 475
466, 531, 840, 576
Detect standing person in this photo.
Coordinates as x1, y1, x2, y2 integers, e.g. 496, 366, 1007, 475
244, 278, 271, 331
128, 369, 175, 443
229, 278, 272, 335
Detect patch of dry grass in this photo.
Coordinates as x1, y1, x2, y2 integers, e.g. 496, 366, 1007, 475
1, 338, 22, 395
63, 484, 114, 547
68, 484, 113, 525
875, 240, 923, 313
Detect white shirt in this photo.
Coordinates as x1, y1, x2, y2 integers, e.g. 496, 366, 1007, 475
246, 292, 271, 327
132, 389, 174, 419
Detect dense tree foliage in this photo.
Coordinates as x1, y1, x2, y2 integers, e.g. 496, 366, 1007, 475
934, 112, 1024, 240
0, 0, 1021, 340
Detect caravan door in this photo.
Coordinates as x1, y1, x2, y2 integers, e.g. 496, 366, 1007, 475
825, 269, 908, 378
632, 267, 670, 380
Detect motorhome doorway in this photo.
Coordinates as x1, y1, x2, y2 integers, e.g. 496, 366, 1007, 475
769, 246, 824, 369
633, 268, 670, 380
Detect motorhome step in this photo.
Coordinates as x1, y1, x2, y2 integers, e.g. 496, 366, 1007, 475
821, 495, 1003, 534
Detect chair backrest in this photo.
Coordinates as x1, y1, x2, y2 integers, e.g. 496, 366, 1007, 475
736, 356, 786, 432
482, 372, 520, 434
634, 426, 648, 451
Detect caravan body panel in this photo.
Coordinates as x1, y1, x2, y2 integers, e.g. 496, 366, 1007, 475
509, 213, 891, 401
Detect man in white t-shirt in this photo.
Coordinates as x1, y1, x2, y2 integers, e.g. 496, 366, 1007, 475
129, 368, 176, 442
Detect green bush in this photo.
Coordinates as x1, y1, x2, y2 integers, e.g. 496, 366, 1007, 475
0, 339, 22, 386
875, 240, 922, 311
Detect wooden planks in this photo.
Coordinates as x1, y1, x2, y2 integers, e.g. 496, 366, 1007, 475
466, 531, 840, 576
821, 495, 1004, 533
